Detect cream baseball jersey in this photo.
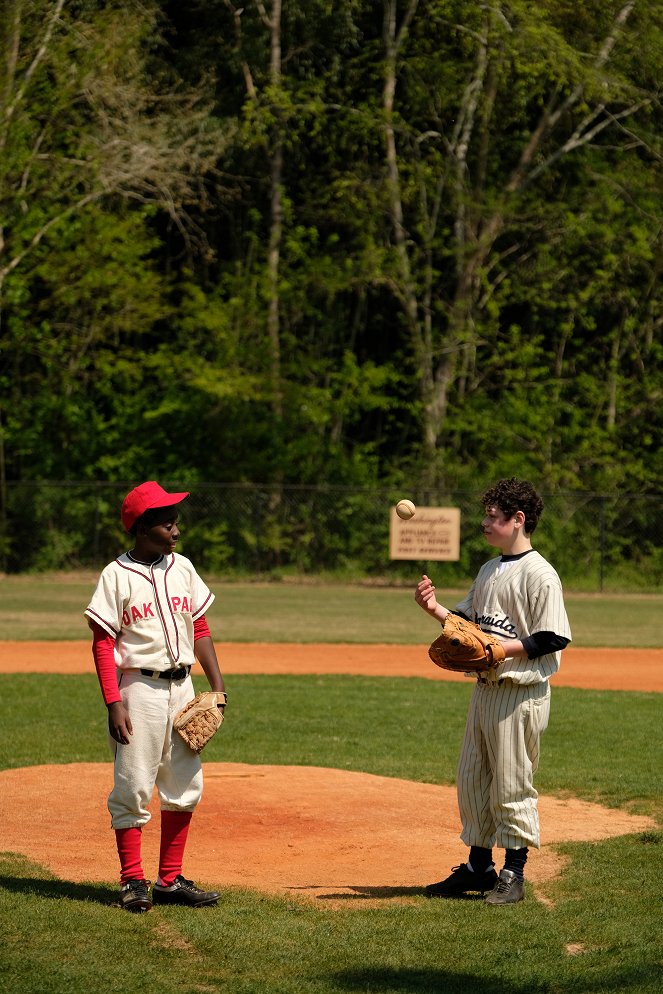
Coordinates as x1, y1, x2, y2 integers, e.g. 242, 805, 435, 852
85, 552, 215, 671
454, 550, 571, 684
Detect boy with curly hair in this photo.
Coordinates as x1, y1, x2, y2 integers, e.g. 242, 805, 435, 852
415, 477, 571, 904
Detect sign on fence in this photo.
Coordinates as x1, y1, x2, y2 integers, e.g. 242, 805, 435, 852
389, 506, 461, 561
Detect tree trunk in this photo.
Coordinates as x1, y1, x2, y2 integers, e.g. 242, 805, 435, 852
266, 0, 283, 422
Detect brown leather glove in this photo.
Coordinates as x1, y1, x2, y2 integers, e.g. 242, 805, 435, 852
174, 692, 227, 753
428, 614, 507, 673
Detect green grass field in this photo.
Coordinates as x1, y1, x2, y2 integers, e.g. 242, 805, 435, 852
1, 572, 662, 645
1, 575, 662, 993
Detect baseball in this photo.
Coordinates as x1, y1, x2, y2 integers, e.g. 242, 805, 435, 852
395, 498, 416, 520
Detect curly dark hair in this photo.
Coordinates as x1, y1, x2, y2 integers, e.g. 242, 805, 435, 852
481, 478, 544, 534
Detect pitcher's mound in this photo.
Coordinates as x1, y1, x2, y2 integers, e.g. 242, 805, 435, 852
1, 763, 655, 906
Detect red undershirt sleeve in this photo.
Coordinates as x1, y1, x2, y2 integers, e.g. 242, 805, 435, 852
193, 615, 211, 641
91, 622, 121, 706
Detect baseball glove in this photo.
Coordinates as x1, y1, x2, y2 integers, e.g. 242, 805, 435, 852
428, 614, 506, 673
174, 692, 227, 753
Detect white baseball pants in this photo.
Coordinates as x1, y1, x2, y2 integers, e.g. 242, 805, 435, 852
108, 670, 203, 830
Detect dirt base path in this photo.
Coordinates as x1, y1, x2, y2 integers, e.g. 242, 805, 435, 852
3, 641, 663, 691
1, 640, 659, 907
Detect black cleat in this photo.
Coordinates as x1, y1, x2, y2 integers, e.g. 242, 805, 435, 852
425, 863, 498, 898
152, 875, 220, 907
485, 868, 525, 905
119, 878, 152, 913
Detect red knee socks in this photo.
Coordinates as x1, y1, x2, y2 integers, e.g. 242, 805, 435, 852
158, 810, 193, 886
115, 827, 145, 884
115, 813, 193, 886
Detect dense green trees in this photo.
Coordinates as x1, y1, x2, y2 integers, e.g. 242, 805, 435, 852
1, 1, 661, 571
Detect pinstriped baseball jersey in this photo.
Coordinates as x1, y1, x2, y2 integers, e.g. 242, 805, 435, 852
454, 550, 571, 684
85, 552, 214, 671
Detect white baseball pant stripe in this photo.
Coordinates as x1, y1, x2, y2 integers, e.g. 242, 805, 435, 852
457, 680, 550, 850
108, 671, 203, 830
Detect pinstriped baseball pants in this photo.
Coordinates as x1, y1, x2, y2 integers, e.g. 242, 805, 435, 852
457, 679, 551, 850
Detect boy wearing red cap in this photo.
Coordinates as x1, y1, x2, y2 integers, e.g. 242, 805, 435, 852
85, 482, 227, 912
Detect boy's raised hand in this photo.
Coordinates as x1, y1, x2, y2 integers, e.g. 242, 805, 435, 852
415, 574, 435, 611
415, 574, 444, 617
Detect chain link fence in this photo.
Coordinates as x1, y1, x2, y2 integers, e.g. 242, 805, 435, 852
1, 481, 662, 591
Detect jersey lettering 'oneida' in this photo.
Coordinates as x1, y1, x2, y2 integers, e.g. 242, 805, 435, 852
475, 614, 519, 638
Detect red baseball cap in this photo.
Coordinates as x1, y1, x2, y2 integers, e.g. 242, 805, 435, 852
121, 481, 190, 532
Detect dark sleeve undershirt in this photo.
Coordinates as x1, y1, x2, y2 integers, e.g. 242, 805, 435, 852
522, 631, 570, 658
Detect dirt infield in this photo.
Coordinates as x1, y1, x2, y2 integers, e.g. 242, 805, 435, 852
1, 640, 660, 906
0, 762, 655, 907
3, 640, 663, 691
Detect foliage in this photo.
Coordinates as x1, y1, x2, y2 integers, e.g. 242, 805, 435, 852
0, 0, 226, 494
1, 1, 661, 575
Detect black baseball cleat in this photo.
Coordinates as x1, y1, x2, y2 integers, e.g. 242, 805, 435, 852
152, 875, 220, 907
484, 868, 525, 905
425, 863, 498, 898
119, 878, 153, 912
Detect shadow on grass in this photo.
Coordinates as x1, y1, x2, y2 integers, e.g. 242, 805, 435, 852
315, 886, 427, 901
287, 884, 486, 902
0, 875, 118, 906
330, 964, 661, 994
331, 967, 536, 993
